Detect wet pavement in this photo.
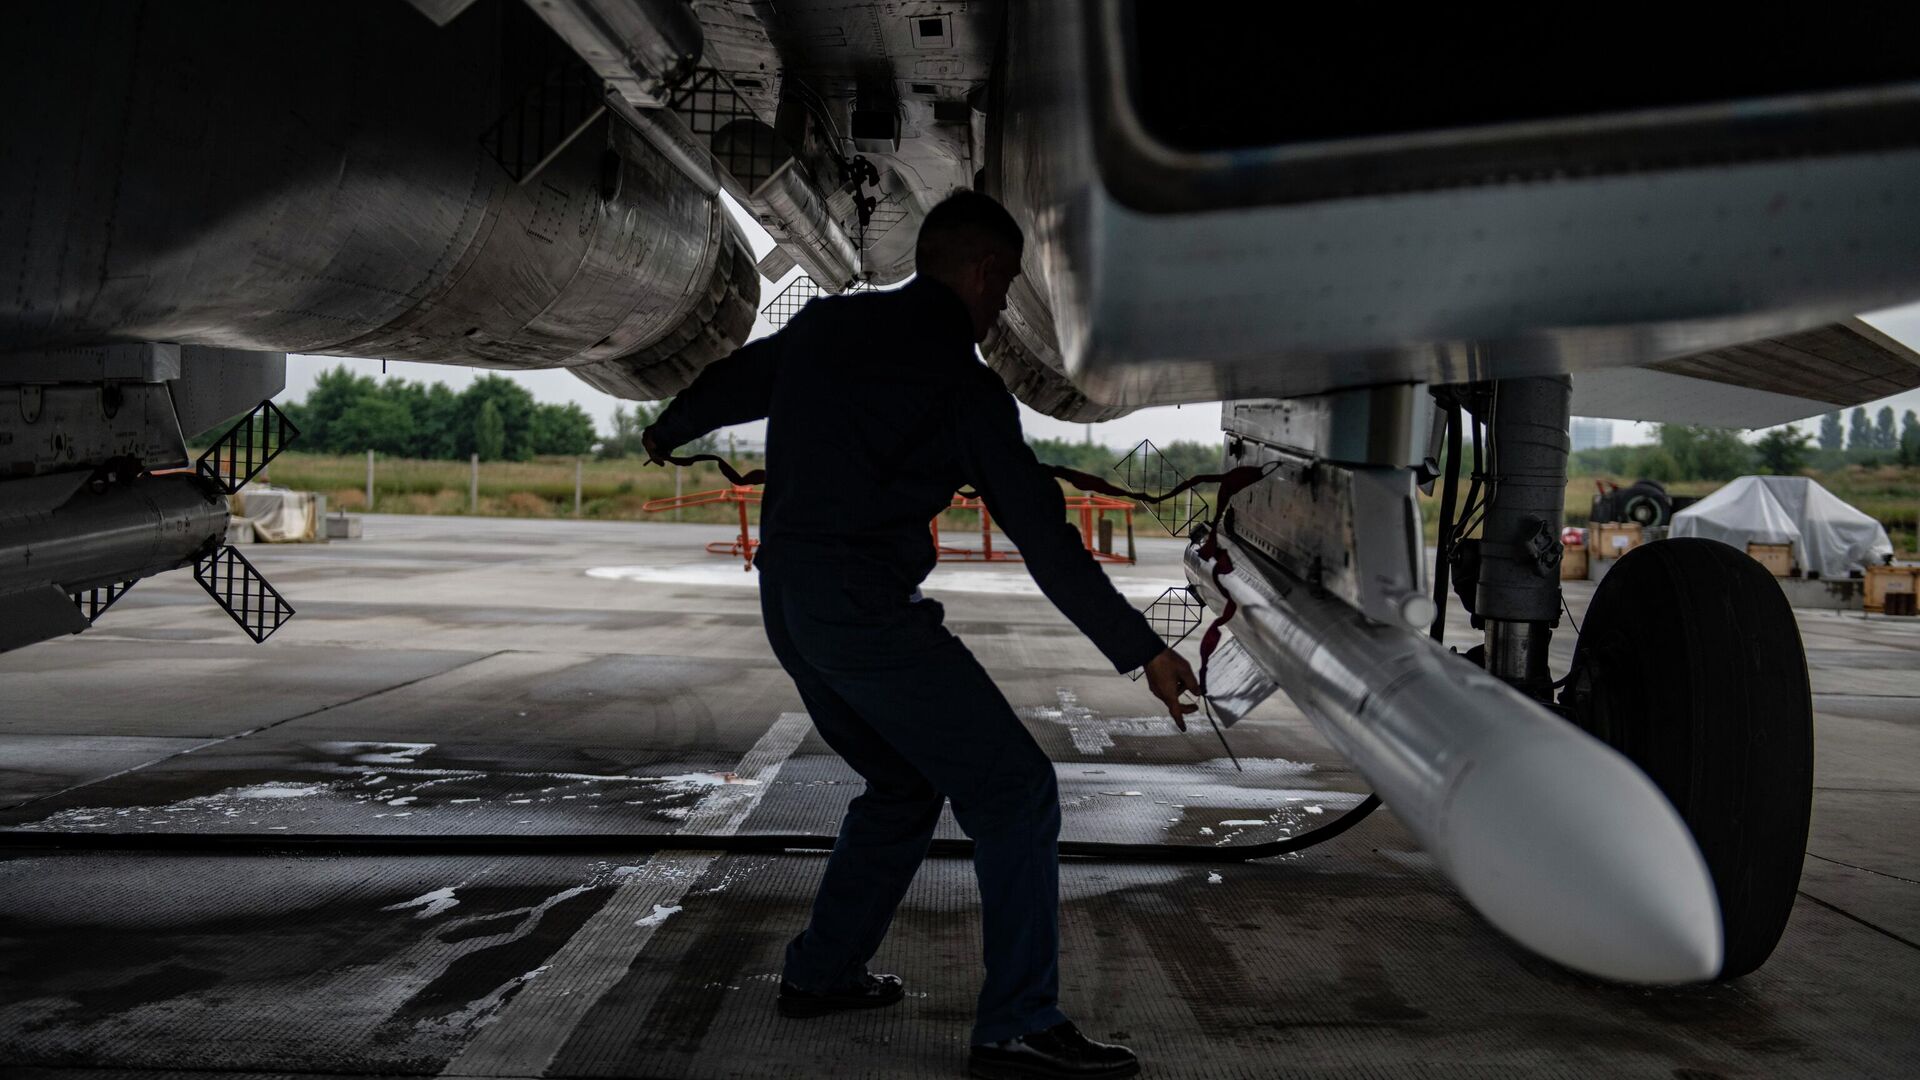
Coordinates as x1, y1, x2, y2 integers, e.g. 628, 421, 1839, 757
2, 515, 1916, 1078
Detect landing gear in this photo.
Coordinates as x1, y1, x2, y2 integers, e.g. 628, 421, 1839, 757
1451, 376, 1815, 981
1560, 538, 1813, 979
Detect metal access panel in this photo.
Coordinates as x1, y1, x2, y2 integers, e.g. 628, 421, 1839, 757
0, 383, 188, 477
1222, 386, 1436, 467
1221, 434, 1430, 630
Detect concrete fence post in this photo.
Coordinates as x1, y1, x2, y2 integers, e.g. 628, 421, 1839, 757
470, 453, 479, 514
365, 449, 374, 511
574, 458, 583, 517
674, 464, 684, 522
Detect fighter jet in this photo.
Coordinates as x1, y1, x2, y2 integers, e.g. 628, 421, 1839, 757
5, 0, 1920, 989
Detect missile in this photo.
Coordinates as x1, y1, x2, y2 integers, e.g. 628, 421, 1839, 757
0, 469, 293, 651
1186, 530, 1722, 984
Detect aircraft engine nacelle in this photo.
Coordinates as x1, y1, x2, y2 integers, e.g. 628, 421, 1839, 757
0, 0, 756, 399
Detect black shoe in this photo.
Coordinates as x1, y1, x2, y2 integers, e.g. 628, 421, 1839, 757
776, 972, 905, 1018
968, 1021, 1139, 1079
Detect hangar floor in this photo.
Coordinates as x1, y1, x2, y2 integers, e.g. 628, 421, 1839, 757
2, 515, 1916, 1079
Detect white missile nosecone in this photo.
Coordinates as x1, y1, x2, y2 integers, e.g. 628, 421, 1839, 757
1186, 534, 1723, 984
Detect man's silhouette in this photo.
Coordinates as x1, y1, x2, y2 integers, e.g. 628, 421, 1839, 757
645, 191, 1200, 1079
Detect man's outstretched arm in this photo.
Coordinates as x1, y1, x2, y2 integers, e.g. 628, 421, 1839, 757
643, 329, 787, 458
954, 377, 1201, 724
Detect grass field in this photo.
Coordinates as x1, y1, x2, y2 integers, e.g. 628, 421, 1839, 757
261, 451, 1920, 555
263, 452, 764, 524
261, 451, 1063, 535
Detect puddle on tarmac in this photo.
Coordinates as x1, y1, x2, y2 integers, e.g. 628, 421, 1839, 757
1021, 688, 1182, 754
11, 742, 761, 834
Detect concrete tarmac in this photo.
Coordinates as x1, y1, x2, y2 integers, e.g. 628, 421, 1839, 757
2, 515, 1916, 1078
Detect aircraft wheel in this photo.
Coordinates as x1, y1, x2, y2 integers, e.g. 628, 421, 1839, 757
1561, 538, 1812, 979
1619, 480, 1672, 526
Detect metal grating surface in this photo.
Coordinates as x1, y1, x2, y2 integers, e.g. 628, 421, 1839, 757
760, 275, 825, 327
669, 69, 776, 189
193, 546, 294, 643
1128, 586, 1208, 681
760, 276, 873, 328
196, 400, 298, 495
69, 579, 136, 626
861, 188, 911, 244
1113, 439, 1209, 536
2, 848, 1915, 1078
478, 60, 606, 183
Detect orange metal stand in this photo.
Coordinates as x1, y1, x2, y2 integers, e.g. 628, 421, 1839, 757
932, 493, 1136, 564
645, 485, 1137, 571
642, 485, 763, 570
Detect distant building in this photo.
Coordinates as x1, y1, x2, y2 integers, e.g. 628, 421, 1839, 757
1570, 417, 1614, 452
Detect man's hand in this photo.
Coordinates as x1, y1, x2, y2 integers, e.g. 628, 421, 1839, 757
641, 427, 666, 465
1144, 648, 1202, 732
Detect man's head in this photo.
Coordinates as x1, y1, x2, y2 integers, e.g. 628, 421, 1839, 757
914, 191, 1024, 343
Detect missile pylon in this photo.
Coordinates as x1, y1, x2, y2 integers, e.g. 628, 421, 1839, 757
1186, 531, 1723, 984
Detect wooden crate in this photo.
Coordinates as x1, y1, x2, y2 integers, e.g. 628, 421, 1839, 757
1593, 523, 1643, 558
1560, 546, 1589, 581
1746, 542, 1794, 577
1865, 565, 1919, 613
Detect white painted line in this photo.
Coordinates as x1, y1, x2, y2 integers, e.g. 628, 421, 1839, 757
440, 711, 813, 1078
586, 562, 1186, 600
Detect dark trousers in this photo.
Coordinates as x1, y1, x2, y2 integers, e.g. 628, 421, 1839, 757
760, 567, 1067, 1044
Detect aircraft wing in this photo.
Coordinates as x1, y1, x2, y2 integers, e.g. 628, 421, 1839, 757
1572, 319, 1920, 428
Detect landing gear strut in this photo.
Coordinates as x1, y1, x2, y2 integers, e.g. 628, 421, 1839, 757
1460, 376, 1813, 980
1474, 377, 1572, 700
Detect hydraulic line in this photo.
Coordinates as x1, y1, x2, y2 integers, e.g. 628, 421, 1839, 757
1429, 401, 1462, 640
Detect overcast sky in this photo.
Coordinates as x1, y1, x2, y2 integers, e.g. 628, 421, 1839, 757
282, 197, 1920, 451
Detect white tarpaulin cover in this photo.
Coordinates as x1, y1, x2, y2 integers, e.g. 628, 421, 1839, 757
228, 487, 319, 543
1670, 475, 1892, 578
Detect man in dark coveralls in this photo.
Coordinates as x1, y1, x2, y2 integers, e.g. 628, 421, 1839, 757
643, 192, 1201, 1080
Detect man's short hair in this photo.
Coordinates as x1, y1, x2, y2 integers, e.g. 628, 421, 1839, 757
915, 191, 1024, 277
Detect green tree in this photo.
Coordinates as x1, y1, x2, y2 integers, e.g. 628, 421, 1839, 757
528, 402, 597, 455
1818, 411, 1844, 451
271, 399, 308, 445
1875, 405, 1897, 451
415, 382, 463, 459
1570, 444, 1639, 478
1901, 410, 1920, 466
1634, 445, 1682, 483
1028, 437, 1116, 474
1753, 427, 1810, 476
329, 394, 417, 456
598, 402, 662, 459
298, 365, 383, 453
458, 375, 538, 460
474, 399, 506, 461
1653, 424, 1752, 480
375, 378, 431, 457
1849, 407, 1873, 451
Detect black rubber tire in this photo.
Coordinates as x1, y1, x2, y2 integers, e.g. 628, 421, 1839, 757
1619, 481, 1673, 526
1561, 538, 1812, 980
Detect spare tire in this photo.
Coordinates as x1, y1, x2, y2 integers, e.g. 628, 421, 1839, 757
1618, 481, 1672, 526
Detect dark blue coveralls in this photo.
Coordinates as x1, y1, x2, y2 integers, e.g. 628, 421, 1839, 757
647, 278, 1166, 1043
